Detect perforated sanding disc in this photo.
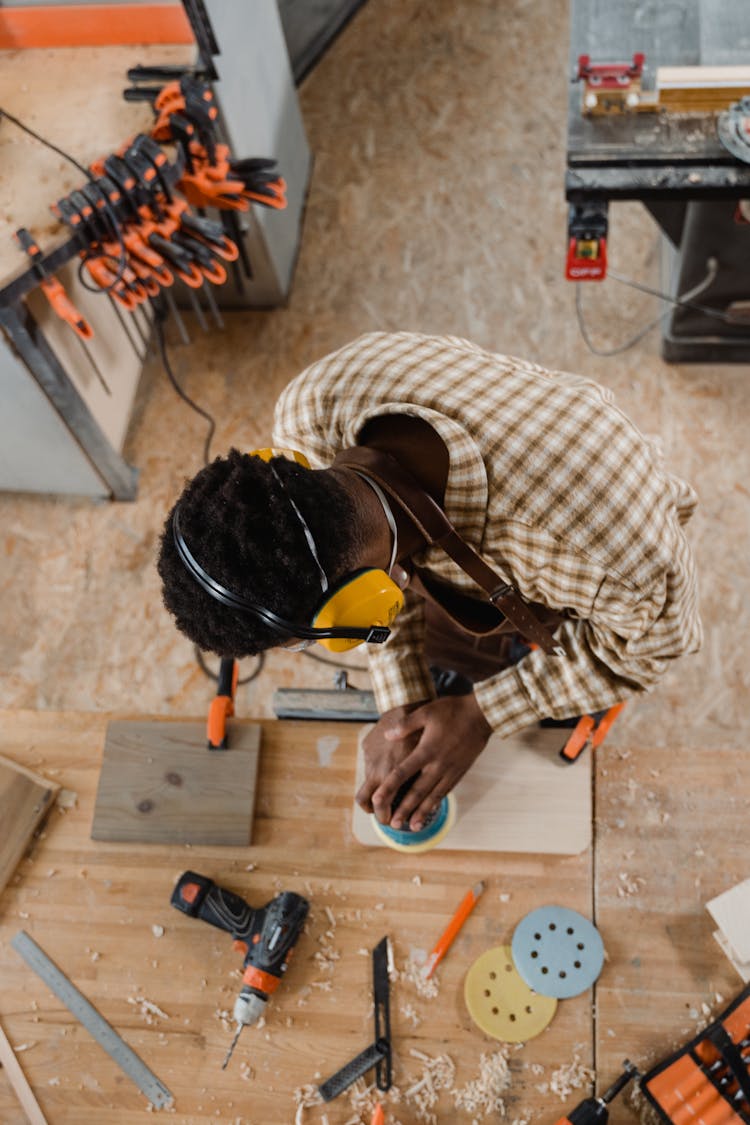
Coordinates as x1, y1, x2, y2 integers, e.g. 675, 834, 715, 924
464, 945, 557, 1043
511, 905, 604, 999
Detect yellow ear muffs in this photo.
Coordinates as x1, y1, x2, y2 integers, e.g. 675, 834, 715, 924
251, 447, 311, 467
312, 568, 405, 652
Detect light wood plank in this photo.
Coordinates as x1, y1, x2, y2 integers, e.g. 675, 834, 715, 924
352, 727, 592, 855
0, 709, 593, 1125
0, 753, 58, 898
0, 1018, 48, 1125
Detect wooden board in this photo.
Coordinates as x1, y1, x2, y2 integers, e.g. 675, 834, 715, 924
0, 709, 594, 1125
91, 720, 260, 845
352, 727, 592, 855
0, 753, 58, 899
594, 744, 750, 1120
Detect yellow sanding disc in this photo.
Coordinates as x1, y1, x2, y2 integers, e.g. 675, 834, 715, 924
464, 945, 557, 1043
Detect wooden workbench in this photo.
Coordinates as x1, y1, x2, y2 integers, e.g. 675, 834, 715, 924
0, 711, 742, 1124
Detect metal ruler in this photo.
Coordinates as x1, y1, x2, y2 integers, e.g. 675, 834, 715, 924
11, 930, 173, 1110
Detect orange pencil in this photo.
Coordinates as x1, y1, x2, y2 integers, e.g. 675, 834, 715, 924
371, 1104, 385, 1125
423, 881, 485, 979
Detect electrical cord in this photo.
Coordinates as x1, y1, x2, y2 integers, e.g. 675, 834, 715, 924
0, 106, 129, 292
155, 309, 216, 466
576, 256, 724, 355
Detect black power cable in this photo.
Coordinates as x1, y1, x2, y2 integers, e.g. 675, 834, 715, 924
576, 256, 726, 356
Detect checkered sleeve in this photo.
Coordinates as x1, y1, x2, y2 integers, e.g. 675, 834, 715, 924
365, 588, 436, 713
474, 522, 702, 735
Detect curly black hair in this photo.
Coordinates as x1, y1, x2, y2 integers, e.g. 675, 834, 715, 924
157, 450, 365, 656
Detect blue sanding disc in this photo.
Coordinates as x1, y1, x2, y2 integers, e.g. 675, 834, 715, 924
511, 905, 604, 999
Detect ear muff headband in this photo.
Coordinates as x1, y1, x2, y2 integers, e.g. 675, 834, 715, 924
172, 504, 391, 643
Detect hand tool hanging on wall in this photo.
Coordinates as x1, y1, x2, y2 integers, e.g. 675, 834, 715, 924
170, 871, 309, 1068
14, 226, 114, 396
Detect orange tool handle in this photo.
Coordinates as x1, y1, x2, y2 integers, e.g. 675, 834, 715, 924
371, 1105, 385, 1125
591, 702, 626, 748
559, 715, 595, 763
40, 276, 94, 340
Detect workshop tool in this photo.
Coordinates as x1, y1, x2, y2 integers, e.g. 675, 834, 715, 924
273, 669, 379, 722
554, 1061, 638, 1124
464, 944, 558, 1043
559, 702, 626, 763
718, 96, 750, 164
565, 201, 609, 281
637, 987, 750, 1123
11, 930, 173, 1109
207, 656, 238, 748
423, 881, 485, 979
170, 871, 309, 1068
370, 782, 457, 854
577, 53, 651, 114
318, 937, 392, 1102
511, 905, 605, 1000
14, 228, 93, 340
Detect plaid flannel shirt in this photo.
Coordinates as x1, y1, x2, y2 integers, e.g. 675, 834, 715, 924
273, 332, 701, 736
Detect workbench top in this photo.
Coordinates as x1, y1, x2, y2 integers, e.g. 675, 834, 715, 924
0, 709, 742, 1124
566, 0, 750, 199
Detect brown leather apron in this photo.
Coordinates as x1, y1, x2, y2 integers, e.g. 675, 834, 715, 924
333, 430, 566, 680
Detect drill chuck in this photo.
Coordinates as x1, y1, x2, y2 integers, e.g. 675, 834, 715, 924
233, 990, 267, 1026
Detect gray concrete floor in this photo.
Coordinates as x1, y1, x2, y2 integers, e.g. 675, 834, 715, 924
1, 0, 748, 756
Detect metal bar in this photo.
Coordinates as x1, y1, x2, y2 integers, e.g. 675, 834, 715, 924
0, 303, 139, 499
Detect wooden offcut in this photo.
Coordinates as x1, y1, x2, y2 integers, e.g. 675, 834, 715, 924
0, 753, 58, 898
657, 65, 750, 112
0, 1017, 48, 1125
91, 719, 260, 845
352, 726, 591, 855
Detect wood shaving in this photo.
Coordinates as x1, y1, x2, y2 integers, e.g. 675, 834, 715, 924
48, 1077, 60, 1086
499, 893, 511, 903
400, 1002, 422, 1028
547, 1053, 595, 1100
293, 1082, 322, 1124
452, 1049, 511, 1117
405, 1048, 456, 1121
127, 996, 170, 1024
57, 788, 78, 808
13, 1042, 37, 1052
412, 875, 422, 885
400, 950, 439, 999
151, 925, 165, 938
617, 872, 646, 897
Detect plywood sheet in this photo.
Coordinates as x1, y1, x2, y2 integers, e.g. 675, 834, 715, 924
352, 726, 592, 855
0, 752, 58, 897
91, 719, 260, 845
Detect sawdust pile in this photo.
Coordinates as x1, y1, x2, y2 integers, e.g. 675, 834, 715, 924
536, 1052, 595, 1100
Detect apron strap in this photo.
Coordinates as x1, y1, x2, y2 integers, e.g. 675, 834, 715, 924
333, 446, 565, 656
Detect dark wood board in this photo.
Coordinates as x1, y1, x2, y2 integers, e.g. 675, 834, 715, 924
91, 719, 260, 845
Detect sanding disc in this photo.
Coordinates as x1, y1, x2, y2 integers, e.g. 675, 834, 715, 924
369, 792, 457, 853
511, 905, 604, 999
464, 945, 557, 1043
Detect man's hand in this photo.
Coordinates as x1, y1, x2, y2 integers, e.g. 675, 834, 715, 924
356, 694, 493, 832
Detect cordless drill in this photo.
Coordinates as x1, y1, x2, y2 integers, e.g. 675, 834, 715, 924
171, 870, 309, 1066
554, 1062, 639, 1124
